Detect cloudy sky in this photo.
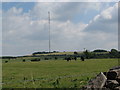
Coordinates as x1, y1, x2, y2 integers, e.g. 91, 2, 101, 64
1, 1, 118, 56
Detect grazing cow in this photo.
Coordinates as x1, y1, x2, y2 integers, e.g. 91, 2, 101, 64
66, 57, 71, 62
81, 56, 84, 61
5, 61, 8, 63
23, 59, 25, 62
44, 58, 49, 60
74, 57, 77, 61
55, 57, 58, 60
31, 59, 40, 62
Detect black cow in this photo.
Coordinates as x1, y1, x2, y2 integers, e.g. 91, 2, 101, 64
81, 56, 84, 61
31, 59, 40, 62
74, 57, 77, 61
23, 59, 25, 62
66, 57, 71, 62
5, 61, 8, 63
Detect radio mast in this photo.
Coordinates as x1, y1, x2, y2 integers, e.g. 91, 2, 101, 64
48, 11, 51, 53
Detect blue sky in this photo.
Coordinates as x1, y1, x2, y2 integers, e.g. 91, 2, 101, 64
2, 2, 118, 56
2, 2, 36, 13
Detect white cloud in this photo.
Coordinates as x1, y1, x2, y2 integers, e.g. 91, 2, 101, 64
30, 2, 102, 23
85, 3, 118, 33
2, 0, 119, 2
83, 3, 118, 50
2, 7, 87, 55
2, 2, 118, 56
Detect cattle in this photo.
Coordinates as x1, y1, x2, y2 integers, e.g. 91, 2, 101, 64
44, 58, 49, 60
74, 57, 77, 61
23, 59, 25, 62
65, 57, 77, 61
81, 56, 84, 61
5, 61, 8, 63
55, 57, 58, 60
66, 57, 71, 62
31, 59, 40, 62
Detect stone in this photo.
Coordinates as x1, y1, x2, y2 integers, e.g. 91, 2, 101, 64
115, 69, 120, 77
116, 76, 120, 84
107, 70, 118, 80
114, 86, 120, 90
106, 80, 119, 89
103, 72, 107, 76
84, 66, 120, 89
85, 72, 107, 89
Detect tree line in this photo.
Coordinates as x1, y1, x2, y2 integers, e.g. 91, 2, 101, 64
82, 49, 120, 59
2, 49, 120, 60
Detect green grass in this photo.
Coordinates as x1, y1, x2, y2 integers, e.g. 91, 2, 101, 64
2, 58, 118, 88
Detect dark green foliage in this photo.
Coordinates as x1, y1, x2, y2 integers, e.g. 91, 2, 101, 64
93, 49, 107, 52
110, 49, 119, 58
2, 49, 119, 63
33, 51, 50, 55
74, 52, 78, 55
53, 51, 59, 53
2, 56, 17, 59
32, 51, 59, 55
84, 50, 90, 59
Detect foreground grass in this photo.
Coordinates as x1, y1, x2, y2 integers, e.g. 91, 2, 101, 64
2, 58, 118, 88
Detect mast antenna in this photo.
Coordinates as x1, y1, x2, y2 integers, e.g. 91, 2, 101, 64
48, 11, 51, 53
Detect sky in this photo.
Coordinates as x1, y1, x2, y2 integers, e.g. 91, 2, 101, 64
1, 1, 119, 56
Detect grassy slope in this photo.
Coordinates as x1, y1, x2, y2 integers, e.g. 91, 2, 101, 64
2, 58, 118, 88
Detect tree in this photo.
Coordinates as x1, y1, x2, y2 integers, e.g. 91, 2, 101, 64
84, 50, 90, 59
93, 49, 107, 52
110, 49, 119, 58
74, 51, 78, 55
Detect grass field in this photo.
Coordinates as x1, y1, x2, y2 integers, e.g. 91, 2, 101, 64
2, 58, 118, 88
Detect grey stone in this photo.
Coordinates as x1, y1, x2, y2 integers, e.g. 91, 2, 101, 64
114, 86, 120, 90
106, 80, 119, 89
86, 72, 107, 89
116, 76, 120, 84
85, 66, 120, 89
107, 70, 118, 80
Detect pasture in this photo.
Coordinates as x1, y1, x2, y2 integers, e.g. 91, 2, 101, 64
2, 58, 118, 88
